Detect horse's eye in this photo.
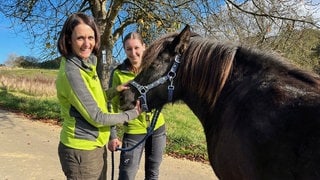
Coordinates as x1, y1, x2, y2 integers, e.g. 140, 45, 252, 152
151, 61, 161, 69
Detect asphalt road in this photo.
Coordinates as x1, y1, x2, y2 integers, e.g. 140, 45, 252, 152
0, 109, 218, 180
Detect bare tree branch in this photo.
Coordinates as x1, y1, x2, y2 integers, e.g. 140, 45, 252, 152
226, 0, 320, 28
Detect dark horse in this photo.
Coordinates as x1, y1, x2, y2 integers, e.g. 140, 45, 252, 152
121, 25, 320, 179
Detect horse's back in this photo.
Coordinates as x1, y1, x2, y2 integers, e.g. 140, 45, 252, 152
210, 63, 320, 179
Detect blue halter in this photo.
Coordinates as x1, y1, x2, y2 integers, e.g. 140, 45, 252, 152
129, 54, 181, 112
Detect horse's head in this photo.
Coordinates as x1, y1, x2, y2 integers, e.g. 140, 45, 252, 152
121, 25, 191, 111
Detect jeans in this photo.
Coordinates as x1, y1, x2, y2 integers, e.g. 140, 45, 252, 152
58, 142, 107, 180
118, 125, 166, 180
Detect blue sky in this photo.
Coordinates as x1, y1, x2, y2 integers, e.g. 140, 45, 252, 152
0, 15, 37, 64
0, 13, 128, 65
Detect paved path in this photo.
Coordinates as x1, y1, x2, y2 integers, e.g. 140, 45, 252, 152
0, 109, 218, 180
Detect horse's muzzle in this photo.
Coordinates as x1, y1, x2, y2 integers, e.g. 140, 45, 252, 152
120, 89, 136, 111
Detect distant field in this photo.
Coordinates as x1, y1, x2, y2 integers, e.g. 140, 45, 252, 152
0, 67, 57, 97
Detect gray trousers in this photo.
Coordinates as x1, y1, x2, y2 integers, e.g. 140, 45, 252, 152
58, 142, 108, 180
118, 125, 166, 180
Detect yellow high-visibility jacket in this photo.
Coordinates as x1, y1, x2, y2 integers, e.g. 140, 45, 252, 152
56, 55, 138, 150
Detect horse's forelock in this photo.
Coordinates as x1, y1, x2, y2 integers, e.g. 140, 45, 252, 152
141, 33, 179, 71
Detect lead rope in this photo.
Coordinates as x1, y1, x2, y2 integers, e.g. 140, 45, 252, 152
111, 149, 115, 180
111, 107, 162, 180
116, 107, 162, 152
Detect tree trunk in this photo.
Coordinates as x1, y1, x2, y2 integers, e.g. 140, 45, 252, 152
97, 45, 113, 89
89, 0, 114, 89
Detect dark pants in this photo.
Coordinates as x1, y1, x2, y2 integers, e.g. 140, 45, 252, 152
118, 125, 166, 180
58, 142, 108, 180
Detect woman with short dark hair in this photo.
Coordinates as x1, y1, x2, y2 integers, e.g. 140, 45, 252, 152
56, 12, 142, 179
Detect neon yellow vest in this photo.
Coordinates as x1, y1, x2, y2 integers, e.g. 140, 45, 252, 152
56, 57, 110, 150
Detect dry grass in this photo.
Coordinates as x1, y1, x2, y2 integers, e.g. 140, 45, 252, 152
0, 68, 57, 97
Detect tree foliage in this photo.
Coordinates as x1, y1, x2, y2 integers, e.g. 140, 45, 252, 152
0, 0, 319, 85
3, 55, 60, 69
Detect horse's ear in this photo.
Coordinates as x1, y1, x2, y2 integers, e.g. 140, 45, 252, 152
170, 25, 191, 55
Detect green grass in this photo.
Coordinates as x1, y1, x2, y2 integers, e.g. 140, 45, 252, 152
0, 67, 208, 161
163, 103, 207, 161
0, 90, 60, 120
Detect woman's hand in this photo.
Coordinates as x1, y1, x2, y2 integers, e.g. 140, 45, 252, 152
107, 138, 122, 152
116, 83, 130, 92
134, 100, 143, 115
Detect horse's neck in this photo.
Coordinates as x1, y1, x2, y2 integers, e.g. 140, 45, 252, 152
181, 94, 210, 125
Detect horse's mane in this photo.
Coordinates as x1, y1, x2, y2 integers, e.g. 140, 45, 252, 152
180, 37, 237, 110
142, 33, 237, 110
